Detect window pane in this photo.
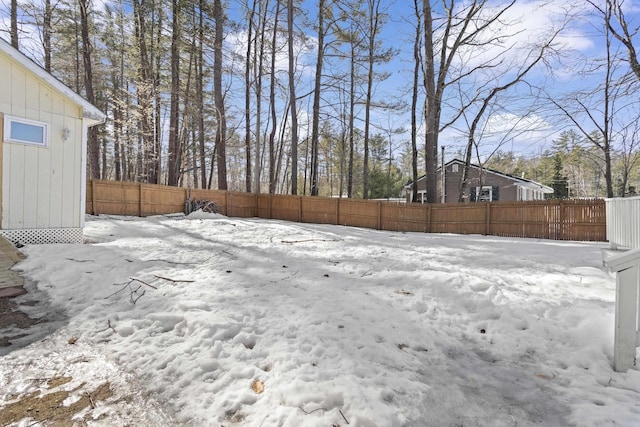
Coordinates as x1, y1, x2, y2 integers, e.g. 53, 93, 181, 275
11, 121, 44, 144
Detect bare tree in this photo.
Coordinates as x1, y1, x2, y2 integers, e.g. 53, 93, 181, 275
419, 0, 520, 203
459, 33, 560, 202
591, 0, 640, 82
167, 0, 181, 186
310, 0, 326, 196
79, 0, 100, 179
213, 0, 227, 190
287, 0, 299, 195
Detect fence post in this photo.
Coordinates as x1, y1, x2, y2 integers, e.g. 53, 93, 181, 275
335, 198, 340, 225
91, 180, 97, 215
226, 191, 230, 217
604, 248, 640, 372
138, 183, 143, 217
485, 203, 491, 236
559, 200, 565, 240
426, 204, 432, 233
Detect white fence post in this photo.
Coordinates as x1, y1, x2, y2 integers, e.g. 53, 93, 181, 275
605, 196, 640, 250
605, 248, 640, 372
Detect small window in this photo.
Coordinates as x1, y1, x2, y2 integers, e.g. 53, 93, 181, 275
3, 115, 49, 147
452, 164, 459, 173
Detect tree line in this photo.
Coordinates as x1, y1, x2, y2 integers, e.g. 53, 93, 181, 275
3, 0, 639, 200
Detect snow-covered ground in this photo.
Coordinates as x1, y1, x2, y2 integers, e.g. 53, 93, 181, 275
1, 213, 639, 426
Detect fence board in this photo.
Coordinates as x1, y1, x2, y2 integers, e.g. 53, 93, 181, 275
301, 197, 338, 225
86, 181, 606, 242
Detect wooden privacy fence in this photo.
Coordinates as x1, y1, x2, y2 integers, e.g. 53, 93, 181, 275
87, 180, 607, 241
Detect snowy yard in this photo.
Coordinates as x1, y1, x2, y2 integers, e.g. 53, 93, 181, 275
1, 213, 639, 426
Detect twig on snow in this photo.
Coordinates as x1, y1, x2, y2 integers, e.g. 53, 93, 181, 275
281, 239, 340, 244
339, 409, 350, 425
153, 275, 195, 283
86, 391, 95, 409
298, 405, 327, 415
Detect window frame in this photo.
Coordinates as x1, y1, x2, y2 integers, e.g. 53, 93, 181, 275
3, 115, 50, 148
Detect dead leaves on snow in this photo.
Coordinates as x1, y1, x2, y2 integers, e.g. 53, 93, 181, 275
251, 379, 265, 394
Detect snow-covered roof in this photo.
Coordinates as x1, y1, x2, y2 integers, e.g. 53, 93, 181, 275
0, 37, 105, 126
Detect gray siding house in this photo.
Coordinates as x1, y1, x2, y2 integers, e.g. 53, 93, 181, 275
406, 159, 553, 203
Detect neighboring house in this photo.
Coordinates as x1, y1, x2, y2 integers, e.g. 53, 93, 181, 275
0, 38, 105, 244
406, 158, 553, 203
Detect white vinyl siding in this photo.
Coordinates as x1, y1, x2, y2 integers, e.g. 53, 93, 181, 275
1, 51, 84, 231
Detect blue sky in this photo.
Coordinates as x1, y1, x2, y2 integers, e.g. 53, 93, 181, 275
220, 0, 636, 163
2, 0, 638, 165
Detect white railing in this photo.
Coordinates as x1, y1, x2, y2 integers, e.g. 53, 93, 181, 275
606, 196, 640, 249
604, 247, 640, 372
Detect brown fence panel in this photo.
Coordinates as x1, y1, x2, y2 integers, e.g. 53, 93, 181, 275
301, 197, 338, 225
381, 203, 428, 232
490, 201, 553, 239
86, 181, 606, 241
90, 180, 141, 216
561, 199, 606, 241
267, 195, 301, 222
227, 192, 256, 218
141, 184, 186, 216
430, 203, 486, 235
338, 199, 379, 229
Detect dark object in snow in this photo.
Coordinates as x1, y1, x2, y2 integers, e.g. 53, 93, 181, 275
185, 198, 220, 215
323, 274, 329, 277
480, 328, 486, 334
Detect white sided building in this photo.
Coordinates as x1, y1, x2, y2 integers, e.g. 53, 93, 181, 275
0, 37, 105, 244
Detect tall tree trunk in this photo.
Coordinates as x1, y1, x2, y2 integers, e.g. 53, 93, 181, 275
197, 0, 206, 188
422, 0, 437, 203
362, 0, 381, 199
167, 0, 181, 186
268, 0, 280, 194
43, 0, 51, 70
245, 1, 256, 192
347, 40, 355, 198
411, 0, 420, 203
310, 0, 325, 196
10, 0, 18, 49
132, 0, 154, 182
79, 0, 100, 179
214, 0, 227, 189
252, 0, 268, 193
152, 0, 163, 184
287, 0, 298, 195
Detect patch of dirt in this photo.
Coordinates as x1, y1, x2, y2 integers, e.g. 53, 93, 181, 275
0, 297, 44, 347
0, 377, 113, 426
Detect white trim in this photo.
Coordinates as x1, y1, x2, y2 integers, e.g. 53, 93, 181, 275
3, 114, 49, 147
80, 119, 88, 228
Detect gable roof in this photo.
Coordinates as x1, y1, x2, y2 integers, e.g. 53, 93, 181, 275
0, 37, 105, 125
410, 158, 553, 193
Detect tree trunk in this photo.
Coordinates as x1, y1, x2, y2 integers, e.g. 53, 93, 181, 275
79, 0, 100, 179
167, 0, 181, 187
411, 0, 420, 203
422, 0, 437, 203
268, 0, 280, 194
10, 0, 18, 49
310, 0, 324, 196
287, 0, 298, 195
214, 0, 227, 190
43, 0, 51, 71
